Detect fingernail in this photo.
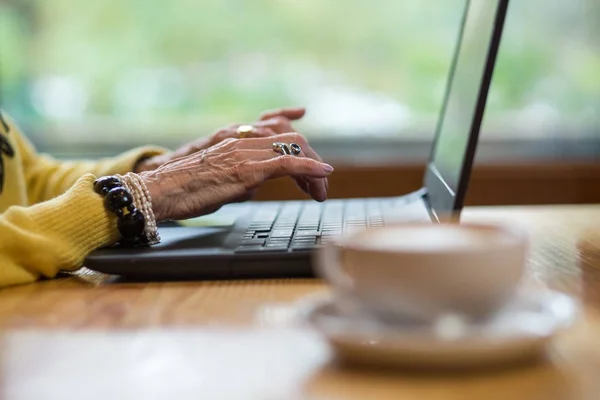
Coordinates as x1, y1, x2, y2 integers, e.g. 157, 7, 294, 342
322, 164, 334, 173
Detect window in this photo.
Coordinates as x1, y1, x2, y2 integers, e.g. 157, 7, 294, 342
1, 0, 598, 160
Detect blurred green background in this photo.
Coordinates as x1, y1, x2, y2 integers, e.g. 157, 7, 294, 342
0, 0, 598, 150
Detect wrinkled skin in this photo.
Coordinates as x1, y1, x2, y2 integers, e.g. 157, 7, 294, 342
135, 107, 329, 212
140, 132, 333, 222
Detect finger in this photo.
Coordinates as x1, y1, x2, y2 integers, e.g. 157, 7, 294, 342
235, 132, 306, 150
272, 165, 333, 205
284, 144, 327, 201
233, 146, 325, 199
230, 151, 324, 200
294, 177, 310, 197
305, 176, 328, 202
235, 148, 321, 177
234, 149, 288, 162
241, 152, 315, 199
239, 133, 328, 199
265, 131, 323, 163
254, 116, 293, 134
275, 134, 328, 198
259, 156, 333, 202
230, 136, 277, 150
228, 125, 276, 140
259, 107, 306, 121
242, 126, 277, 139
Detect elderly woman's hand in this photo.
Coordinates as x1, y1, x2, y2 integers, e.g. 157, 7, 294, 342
136, 106, 329, 204
140, 133, 333, 222
135, 107, 307, 172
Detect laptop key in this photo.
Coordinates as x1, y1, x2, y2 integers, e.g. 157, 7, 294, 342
264, 243, 289, 249
271, 230, 294, 237
274, 225, 295, 230
294, 233, 317, 239
321, 233, 341, 238
250, 221, 273, 226
252, 230, 272, 235
292, 240, 315, 246
234, 245, 265, 253
291, 246, 314, 252
297, 226, 319, 231
240, 238, 266, 245
235, 245, 288, 253
266, 242, 290, 247
267, 237, 290, 242
293, 239, 315, 244
248, 225, 273, 231
293, 240, 316, 246
316, 237, 334, 245
293, 237, 316, 243
295, 230, 319, 237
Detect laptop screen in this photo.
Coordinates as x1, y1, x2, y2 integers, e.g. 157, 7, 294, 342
427, 0, 507, 202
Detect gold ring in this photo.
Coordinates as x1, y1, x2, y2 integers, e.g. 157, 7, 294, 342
236, 125, 255, 138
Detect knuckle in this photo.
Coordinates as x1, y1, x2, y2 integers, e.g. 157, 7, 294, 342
285, 132, 306, 146
272, 116, 289, 128
230, 148, 248, 162
223, 137, 240, 148
231, 164, 248, 185
271, 115, 286, 124
262, 127, 276, 136
242, 163, 266, 189
233, 159, 256, 178
277, 154, 294, 167
256, 127, 269, 136
299, 157, 313, 168
290, 132, 305, 144
214, 130, 228, 141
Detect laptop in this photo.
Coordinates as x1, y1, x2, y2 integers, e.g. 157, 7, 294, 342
84, 0, 510, 280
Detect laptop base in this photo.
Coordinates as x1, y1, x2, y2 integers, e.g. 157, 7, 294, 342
84, 191, 431, 280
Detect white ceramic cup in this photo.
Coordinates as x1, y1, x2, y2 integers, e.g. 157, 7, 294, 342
314, 223, 529, 321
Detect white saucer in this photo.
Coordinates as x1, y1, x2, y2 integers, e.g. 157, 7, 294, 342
300, 290, 579, 369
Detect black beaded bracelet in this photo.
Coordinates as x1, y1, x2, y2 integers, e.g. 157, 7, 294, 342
94, 176, 147, 246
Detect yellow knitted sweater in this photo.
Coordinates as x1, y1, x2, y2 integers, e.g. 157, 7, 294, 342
0, 111, 166, 287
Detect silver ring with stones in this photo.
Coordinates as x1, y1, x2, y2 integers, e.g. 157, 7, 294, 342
273, 142, 291, 155
290, 143, 302, 155
273, 142, 302, 156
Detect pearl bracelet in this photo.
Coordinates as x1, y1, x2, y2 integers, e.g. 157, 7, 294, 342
116, 173, 160, 245
94, 174, 160, 246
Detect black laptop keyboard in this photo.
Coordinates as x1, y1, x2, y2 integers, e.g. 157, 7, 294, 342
234, 198, 396, 254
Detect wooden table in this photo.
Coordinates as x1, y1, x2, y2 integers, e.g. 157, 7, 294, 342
2, 205, 600, 400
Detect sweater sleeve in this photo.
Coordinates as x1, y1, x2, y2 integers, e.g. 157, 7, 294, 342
0, 174, 120, 287
12, 123, 167, 205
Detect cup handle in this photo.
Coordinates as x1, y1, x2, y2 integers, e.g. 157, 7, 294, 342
314, 244, 355, 292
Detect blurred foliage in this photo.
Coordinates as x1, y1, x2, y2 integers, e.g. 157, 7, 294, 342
0, 0, 598, 142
